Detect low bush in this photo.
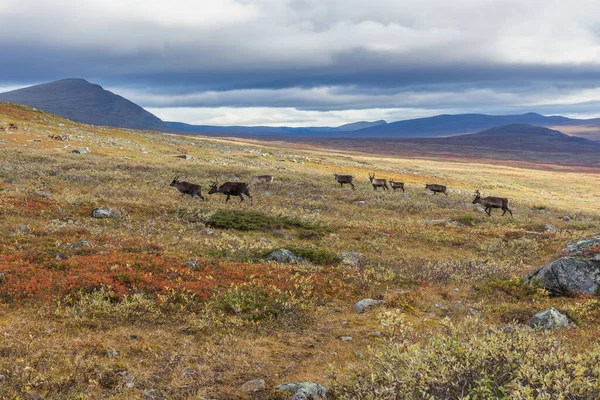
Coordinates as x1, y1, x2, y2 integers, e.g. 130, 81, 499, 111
330, 320, 600, 399
206, 209, 318, 231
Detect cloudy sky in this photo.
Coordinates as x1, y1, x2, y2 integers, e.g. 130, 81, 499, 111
1, 0, 600, 126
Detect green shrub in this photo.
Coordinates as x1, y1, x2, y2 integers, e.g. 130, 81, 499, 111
330, 320, 600, 399
206, 209, 317, 231
262, 246, 341, 265
456, 215, 475, 226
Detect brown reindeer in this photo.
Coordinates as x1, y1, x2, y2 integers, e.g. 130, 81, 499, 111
170, 176, 205, 200
425, 183, 447, 196
208, 180, 253, 203
251, 175, 274, 185
369, 173, 389, 190
8, 123, 18, 130
473, 190, 512, 217
389, 180, 405, 192
334, 174, 355, 190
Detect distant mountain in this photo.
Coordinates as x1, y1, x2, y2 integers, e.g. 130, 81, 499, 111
353, 112, 600, 138
0, 79, 167, 131
0, 78, 387, 135
1, 79, 600, 141
437, 124, 596, 150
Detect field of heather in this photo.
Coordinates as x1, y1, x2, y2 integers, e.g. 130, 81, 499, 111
2, 103, 600, 399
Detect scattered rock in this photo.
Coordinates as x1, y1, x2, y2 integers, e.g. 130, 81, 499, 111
267, 249, 302, 263
545, 224, 559, 233
0, 272, 6, 284
183, 260, 199, 270
273, 231, 293, 240
240, 378, 266, 393
69, 240, 93, 250
274, 382, 328, 400
144, 389, 164, 400
14, 225, 29, 232
91, 207, 120, 219
184, 369, 195, 377
36, 190, 52, 198
563, 215, 572, 222
355, 352, 364, 359
354, 200, 367, 205
369, 331, 382, 337
310, 195, 326, 201
71, 147, 90, 154
5, 178, 16, 184
106, 349, 119, 358
474, 206, 486, 213
529, 307, 573, 330
354, 298, 384, 313
0, 374, 4, 382
467, 308, 482, 318
340, 336, 352, 342
176, 154, 194, 160
340, 252, 366, 268
524, 233, 600, 295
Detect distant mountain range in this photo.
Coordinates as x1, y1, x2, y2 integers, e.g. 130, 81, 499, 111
1, 78, 600, 141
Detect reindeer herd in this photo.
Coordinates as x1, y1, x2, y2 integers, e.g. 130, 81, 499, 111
170, 172, 513, 217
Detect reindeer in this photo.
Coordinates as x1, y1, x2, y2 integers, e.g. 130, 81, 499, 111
170, 176, 205, 200
473, 190, 512, 217
251, 175, 274, 185
425, 183, 447, 196
389, 180, 405, 192
369, 173, 389, 190
334, 174, 355, 190
8, 123, 18, 130
208, 180, 253, 203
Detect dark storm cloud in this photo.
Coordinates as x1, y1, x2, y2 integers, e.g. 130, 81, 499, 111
1, 0, 600, 124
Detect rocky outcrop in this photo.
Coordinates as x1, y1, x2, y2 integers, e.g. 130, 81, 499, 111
524, 233, 600, 295
354, 298, 384, 313
274, 382, 328, 400
267, 249, 302, 263
91, 207, 120, 219
529, 307, 573, 330
340, 252, 366, 268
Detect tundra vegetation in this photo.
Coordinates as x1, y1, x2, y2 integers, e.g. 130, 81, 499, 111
1, 103, 600, 399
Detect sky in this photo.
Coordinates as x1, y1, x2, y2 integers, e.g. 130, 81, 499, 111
1, 0, 600, 126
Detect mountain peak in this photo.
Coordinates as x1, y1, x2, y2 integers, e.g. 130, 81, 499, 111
0, 78, 165, 131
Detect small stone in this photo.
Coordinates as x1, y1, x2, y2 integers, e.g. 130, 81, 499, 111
70, 240, 93, 250
36, 190, 52, 198
545, 224, 559, 233
5, 178, 16, 184
355, 200, 366, 205
0, 374, 5, 382
355, 353, 364, 359
184, 369, 196, 377
273, 231, 292, 239
144, 389, 163, 399
176, 154, 194, 160
311, 195, 326, 200
91, 207, 119, 218
71, 147, 90, 154
354, 298, 384, 313
369, 331, 382, 336
563, 215, 572, 222
474, 206, 486, 213
240, 378, 266, 393
267, 249, 302, 263
467, 308, 482, 317
529, 307, 572, 330
106, 349, 119, 358
15, 225, 29, 232
340, 252, 366, 268
183, 260, 199, 269
275, 382, 328, 400
340, 336, 352, 342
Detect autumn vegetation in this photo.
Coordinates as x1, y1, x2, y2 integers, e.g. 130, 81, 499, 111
1, 103, 600, 398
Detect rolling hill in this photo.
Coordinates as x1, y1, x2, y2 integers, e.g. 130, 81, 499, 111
1, 78, 600, 140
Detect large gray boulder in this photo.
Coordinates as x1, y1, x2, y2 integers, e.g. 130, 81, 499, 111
354, 298, 384, 313
92, 207, 120, 219
529, 307, 573, 330
274, 382, 328, 400
340, 252, 366, 268
267, 249, 302, 264
524, 233, 600, 295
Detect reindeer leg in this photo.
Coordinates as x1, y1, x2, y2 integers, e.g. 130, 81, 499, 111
351, 183, 355, 190
239, 194, 244, 202
486, 207, 492, 216
508, 208, 513, 217
226, 195, 230, 203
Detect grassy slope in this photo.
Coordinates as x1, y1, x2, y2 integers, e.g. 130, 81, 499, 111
1, 103, 600, 399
